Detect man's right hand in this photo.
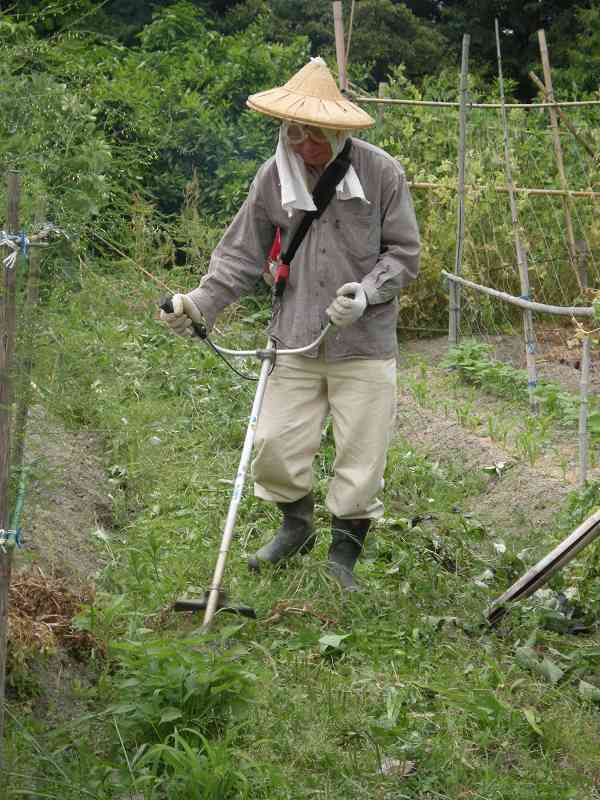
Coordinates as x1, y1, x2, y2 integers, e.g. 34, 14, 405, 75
160, 293, 205, 337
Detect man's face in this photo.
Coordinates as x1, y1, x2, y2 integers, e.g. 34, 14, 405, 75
287, 123, 334, 167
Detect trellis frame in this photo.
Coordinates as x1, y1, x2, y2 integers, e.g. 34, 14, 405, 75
346, 7, 600, 483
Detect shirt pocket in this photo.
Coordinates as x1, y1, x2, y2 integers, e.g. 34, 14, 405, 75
334, 201, 380, 262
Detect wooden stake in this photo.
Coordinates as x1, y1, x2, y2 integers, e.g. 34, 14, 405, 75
488, 508, 600, 624
449, 34, 470, 349
332, 2, 348, 92
495, 20, 538, 412
0, 170, 20, 769
529, 71, 596, 160
377, 82, 388, 125
13, 198, 46, 473
345, 0, 356, 65
494, 19, 538, 413
538, 30, 583, 289
579, 336, 591, 489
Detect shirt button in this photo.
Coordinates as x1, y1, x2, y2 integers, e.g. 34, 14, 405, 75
321, 248, 326, 254
319, 281, 325, 288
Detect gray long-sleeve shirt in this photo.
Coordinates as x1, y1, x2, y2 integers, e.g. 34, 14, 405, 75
187, 137, 420, 360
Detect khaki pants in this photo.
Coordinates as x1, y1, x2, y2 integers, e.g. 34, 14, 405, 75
252, 353, 397, 519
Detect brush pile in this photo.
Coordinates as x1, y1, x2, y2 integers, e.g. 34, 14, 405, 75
8, 567, 101, 660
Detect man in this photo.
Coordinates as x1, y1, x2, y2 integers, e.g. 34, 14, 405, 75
161, 58, 420, 590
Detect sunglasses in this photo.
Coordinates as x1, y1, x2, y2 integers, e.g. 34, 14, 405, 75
286, 123, 330, 145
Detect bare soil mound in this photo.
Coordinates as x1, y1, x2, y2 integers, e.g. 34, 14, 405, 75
397, 334, 587, 538
20, 406, 111, 581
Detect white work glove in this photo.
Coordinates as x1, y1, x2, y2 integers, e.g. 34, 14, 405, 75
160, 293, 205, 337
326, 282, 368, 328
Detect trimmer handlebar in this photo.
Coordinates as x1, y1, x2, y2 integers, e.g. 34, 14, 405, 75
159, 295, 208, 340
158, 294, 335, 357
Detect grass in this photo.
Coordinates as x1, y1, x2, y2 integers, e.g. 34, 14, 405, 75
4, 261, 600, 799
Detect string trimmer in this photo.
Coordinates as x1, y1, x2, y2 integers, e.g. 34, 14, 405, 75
159, 296, 334, 630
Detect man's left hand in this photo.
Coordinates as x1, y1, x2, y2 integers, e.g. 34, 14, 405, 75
326, 282, 368, 327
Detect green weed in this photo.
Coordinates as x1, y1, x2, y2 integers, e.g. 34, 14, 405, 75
444, 341, 599, 443
107, 632, 258, 743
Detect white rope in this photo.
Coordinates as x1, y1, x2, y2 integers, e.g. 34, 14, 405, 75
0, 231, 22, 270
0, 224, 68, 270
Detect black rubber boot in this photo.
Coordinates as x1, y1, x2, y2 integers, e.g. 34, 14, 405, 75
248, 493, 315, 572
328, 516, 371, 591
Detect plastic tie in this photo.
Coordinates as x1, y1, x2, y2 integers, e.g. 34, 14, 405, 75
520, 293, 531, 301
18, 231, 29, 258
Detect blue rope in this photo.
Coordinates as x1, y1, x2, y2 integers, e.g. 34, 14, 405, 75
18, 231, 29, 258
1, 230, 35, 258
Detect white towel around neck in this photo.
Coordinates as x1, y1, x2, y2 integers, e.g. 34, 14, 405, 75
275, 125, 368, 217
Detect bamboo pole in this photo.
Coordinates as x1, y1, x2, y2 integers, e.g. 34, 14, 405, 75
0, 170, 20, 769
13, 199, 46, 473
355, 96, 600, 110
538, 30, 582, 289
449, 34, 470, 348
408, 181, 600, 199
495, 19, 538, 413
332, 2, 348, 92
578, 336, 591, 489
377, 82, 388, 125
344, 0, 356, 65
441, 271, 594, 317
529, 71, 596, 161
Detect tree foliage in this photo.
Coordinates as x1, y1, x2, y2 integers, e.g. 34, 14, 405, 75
1, 1, 308, 238
1, 0, 599, 311
437, 0, 595, 98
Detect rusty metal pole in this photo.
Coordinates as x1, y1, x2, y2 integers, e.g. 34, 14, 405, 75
0, 170, 20, 768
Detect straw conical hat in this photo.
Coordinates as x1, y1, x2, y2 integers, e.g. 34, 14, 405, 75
246, 57, 374, 130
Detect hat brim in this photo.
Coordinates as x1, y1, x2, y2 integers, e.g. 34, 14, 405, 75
246, 87, 374, 130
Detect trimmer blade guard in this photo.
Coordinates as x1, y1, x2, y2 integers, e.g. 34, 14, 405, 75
173, 589, 256, 619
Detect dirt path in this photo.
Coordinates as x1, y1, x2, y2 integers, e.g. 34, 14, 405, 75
396, 387, 572, 537
18, 406, 110, 581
